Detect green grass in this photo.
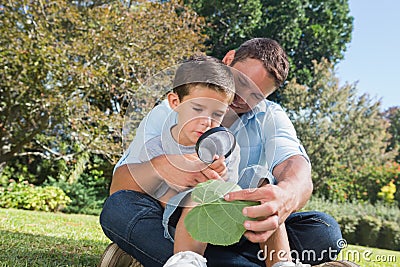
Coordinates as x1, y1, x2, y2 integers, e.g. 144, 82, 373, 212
0, 208, 109, 266
0, 208, 399, 266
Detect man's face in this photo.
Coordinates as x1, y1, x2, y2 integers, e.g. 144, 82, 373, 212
230, 58, 276, 114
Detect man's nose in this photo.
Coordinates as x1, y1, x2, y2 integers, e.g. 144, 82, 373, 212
235, 95, 246, 104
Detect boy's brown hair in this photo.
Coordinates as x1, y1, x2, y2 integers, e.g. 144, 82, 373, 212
173, 55, 235, 103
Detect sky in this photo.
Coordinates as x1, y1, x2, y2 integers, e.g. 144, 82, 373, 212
336, 0, 400, 110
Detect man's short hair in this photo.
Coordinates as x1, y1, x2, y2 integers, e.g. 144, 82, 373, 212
230, 38, 289, 88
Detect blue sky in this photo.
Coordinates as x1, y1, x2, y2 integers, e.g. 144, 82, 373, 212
336, 0, 400, 110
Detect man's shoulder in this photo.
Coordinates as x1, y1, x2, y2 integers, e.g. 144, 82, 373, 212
262, 99, 284, 110
252, 99, 285, 116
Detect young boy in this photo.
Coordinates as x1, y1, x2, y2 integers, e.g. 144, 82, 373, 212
137, 56, 239, 266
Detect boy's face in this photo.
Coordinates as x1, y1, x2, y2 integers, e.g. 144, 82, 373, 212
169, 85, 230, 146
230, 58, 276, 115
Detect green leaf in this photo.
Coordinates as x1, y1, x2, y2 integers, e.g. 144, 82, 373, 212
184, 180, 258, 246
191, 180, 242, 204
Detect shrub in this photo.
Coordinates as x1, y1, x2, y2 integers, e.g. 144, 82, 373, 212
377, 221, 400, 250
0, 180, 71, 212
355, 215, 381, 247
377, 180, 397, 204
303, 197, 400, 250
336, 215, 359, 244
316, 162, 400, 204
46, 169, 109, 215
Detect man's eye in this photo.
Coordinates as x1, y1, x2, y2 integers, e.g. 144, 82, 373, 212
252, 93, 264, 101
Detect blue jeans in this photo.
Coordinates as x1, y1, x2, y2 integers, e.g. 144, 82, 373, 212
100, 190, 343, 267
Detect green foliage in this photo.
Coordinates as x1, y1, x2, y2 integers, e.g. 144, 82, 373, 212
185, 0, 353, 86
0, 0, 206, 167
377, 221, 400, 251
0, 155, 69, 186
384, 106, 400, 163
355, 215, 381, 247
281, 59, 395, 201
321, 162, 399, 204
261, 0, 353, 85
185, 180, 257, 245
0, 180, 71, 212
303, 197, 400, 250
184, 0, 263, 56
46, 168, 109, 216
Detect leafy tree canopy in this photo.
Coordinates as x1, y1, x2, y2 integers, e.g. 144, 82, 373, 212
281, 59, 394, 191
184, 0, 353, 86
384, 106, 400, 163
0, 0, 206, 167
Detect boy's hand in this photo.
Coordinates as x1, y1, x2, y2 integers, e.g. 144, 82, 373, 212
152, 154, 221, 191
208, 155, 227, 180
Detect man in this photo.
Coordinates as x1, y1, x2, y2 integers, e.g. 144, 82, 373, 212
99, 38, 343, 267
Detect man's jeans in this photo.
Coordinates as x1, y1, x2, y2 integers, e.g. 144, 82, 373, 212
100, 190, 343, 267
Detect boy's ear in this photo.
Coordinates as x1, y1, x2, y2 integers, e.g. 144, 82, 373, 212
222, 50, 235, 66
167, 92, 180, 109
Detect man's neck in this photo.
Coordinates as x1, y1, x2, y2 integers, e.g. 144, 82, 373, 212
222, 110, 242, 128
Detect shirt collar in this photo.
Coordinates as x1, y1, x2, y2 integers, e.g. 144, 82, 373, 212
229, 100, 267, 132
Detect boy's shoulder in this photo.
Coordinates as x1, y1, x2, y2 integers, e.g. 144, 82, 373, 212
140, 135, 163, 161
144, 135, 162, 146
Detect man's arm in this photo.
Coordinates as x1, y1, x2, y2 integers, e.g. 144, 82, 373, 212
272, 154, 313, 213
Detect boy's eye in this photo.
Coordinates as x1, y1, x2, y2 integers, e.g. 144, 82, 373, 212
192, 107, 202, 112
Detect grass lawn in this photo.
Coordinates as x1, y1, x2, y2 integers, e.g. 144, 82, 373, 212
0, 208, 399, 266
0, 208, 109, 267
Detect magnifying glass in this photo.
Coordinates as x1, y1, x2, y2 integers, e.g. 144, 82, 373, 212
195, 127, 236, 164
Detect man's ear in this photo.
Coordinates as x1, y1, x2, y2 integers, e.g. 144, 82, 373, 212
167, 92, 180, 109
222, 50, 235, 66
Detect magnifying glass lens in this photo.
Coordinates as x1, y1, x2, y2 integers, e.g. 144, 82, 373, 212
195, 127, 236, 164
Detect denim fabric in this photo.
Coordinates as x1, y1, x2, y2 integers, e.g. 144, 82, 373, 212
100, 190, 173, 266
100, 190, 342, 267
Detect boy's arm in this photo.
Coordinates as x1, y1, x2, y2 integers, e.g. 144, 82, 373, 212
111, 154, 221, 195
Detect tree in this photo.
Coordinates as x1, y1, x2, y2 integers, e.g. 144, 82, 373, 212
384, 106, 400, 163
184, 0, 353, 86
183, 0, 263, 56
281, 59, 393, 195
0, 0, 206, 172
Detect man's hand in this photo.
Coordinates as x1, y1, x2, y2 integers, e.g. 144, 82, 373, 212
223, 155, 312, 243
224, 184, 288, 243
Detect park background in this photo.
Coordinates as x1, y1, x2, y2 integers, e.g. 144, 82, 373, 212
0, 0, 399, 266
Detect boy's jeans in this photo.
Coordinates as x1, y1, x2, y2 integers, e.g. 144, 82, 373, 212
100, 190, 343, 267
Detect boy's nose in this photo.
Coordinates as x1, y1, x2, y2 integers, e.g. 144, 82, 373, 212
200, 116, 212, 127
